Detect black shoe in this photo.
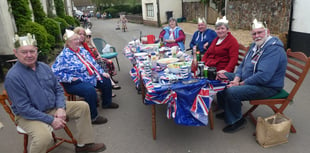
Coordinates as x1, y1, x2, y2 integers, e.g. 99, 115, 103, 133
222, 118, 247, 133
112, 85, 121, 90
215, 112, 225, 120
91, 116, 108, 124
76, 143, 106, 152
102, 102, 119, 109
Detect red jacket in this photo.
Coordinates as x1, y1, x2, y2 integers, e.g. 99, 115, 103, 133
202, 32, 239, 72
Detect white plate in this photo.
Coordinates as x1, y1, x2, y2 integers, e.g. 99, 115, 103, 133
134, 52, 148, 57
157, 57, 179, 66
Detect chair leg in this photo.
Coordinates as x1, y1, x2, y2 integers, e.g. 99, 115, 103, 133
23, 134, 28, 153
115, 57, 120, 71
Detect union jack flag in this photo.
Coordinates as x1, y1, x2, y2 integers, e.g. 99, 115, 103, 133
129, 66, 140, 88
166, 91, 177, 119
190, 88, 212, 125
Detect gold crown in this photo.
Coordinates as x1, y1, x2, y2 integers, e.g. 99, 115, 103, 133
63, 29, 75, 41
85, 28, 92, 35
198, 17, 206, 24
13, 33, 37, 48
215, 16, 229, 24
251, 19, 267, 29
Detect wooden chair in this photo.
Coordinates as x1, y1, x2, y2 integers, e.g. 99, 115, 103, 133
93, 37, 120, 71
243, 49, 310, 133
0, 91, 77, 153
238, 43, 249, 66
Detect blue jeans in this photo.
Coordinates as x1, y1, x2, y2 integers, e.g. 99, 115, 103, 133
62, 77, 112, 120
217, 72, 279, 125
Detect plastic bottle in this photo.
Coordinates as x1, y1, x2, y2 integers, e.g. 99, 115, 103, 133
150, 52, 157, 69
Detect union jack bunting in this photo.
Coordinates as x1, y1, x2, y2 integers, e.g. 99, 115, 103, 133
144, 90, 175, 105
190, 88, 212, 125
166, 91, 177, 119
129, 66, 140, 88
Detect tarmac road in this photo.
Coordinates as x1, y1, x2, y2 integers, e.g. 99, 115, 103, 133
0, 18, 310, 153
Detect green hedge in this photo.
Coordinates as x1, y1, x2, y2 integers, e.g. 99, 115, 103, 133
18, 21, 51, 56
104, 8, 118, 18
41, 18, 61, 43
53, 17, 69, 35
10, 0, 32, 31
63, 15, 77, 26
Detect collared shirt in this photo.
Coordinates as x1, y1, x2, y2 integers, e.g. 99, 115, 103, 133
4, 61, 66, 124
52, 47, 105, 86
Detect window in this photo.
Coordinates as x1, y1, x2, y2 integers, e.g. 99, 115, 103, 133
146, 3, 154, 17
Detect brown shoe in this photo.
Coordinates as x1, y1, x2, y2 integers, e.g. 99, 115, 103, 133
91, 116, 108, 124
76, 143, 106, 153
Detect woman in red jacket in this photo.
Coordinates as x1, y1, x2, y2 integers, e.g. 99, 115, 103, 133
202, 16, 239, 75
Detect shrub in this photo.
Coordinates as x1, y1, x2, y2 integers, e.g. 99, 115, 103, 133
54, 0, 65, 18
47, 33, 55, 49
63, 15, 76, 26
10, 0, 32, 31
30, 0, 46, 23
41, 18, 61, 42
131, 5, 142, 14
104, 8, 118, 18
18, 21, 51, 56
53, 17, 69, 35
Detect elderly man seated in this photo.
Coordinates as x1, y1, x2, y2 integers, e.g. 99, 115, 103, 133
5, 33, 106, 153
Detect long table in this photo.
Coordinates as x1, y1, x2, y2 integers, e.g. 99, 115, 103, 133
124, 45, 227, 140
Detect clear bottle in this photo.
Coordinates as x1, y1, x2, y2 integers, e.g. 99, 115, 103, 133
150, 52, 157, 69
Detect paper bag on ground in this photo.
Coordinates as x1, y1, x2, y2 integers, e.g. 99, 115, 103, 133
256, 113, 291, 148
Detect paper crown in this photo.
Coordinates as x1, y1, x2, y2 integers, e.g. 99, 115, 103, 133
198, 17, 206, 24
215, 16, 229, 24
85, 28, 92, 35
13, 33, 37, 48
63, 29, 75, 41
251, 19, 267, 29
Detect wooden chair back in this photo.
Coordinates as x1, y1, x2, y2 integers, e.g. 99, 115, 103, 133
0, 90, 77, 153
238, 43, 249, 66
243, 48, 310, 133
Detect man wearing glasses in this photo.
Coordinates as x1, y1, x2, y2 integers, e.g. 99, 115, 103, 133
215, 19, 287, 133
4, 33, 106, 153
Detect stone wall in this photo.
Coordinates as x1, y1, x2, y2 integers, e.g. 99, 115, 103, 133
226, 0, 292, 34
183, 2, 206, 23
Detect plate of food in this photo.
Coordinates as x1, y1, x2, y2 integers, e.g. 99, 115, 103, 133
157, 57, 179, 66
167, 62, 191, 73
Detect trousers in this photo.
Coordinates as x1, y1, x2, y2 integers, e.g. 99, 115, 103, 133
217, 72, 279, 125
16, 101, 95, 153
62, 76, 112, 120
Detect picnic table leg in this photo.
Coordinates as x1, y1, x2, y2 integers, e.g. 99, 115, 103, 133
152, 104, 156, 140
209, 109, 214, 130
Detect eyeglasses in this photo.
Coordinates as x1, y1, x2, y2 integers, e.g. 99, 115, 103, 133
87, 35, 91, 38
251, 30, 265, 36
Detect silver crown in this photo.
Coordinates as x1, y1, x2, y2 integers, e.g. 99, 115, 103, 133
85, 28, 92, 35
63, 29, 75, 41
13, 33, 37, 48
251, 19, 267, 29
215, 16, 229, 24
198, 17, 206, 24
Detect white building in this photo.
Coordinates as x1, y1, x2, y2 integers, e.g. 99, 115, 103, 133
141, 0, 182, 26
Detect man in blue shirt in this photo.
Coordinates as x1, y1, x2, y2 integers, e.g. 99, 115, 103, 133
216, 19, 288, 133
189, 17, 217, 54
5, 33, 106, 153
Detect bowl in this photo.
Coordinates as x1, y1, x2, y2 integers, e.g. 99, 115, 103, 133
167, 62, 191, 73
157, 57, 179, 66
